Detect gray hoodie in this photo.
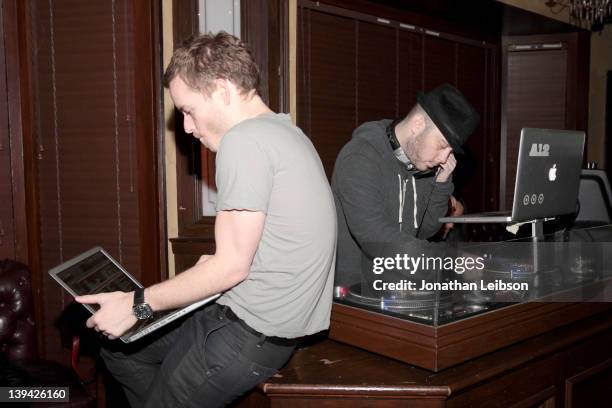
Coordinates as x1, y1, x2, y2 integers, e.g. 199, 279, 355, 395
331, 119, 453, 282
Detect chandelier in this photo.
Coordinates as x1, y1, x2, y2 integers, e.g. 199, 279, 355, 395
569, 0, 612, 26
546, 0, 612, 28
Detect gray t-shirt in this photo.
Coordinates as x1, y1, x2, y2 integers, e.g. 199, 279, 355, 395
215, 113, 336, 338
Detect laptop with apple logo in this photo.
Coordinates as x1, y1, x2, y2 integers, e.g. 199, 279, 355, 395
440, 128, 585, 224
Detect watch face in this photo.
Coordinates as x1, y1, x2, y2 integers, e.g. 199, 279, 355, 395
133, 303, 153, 320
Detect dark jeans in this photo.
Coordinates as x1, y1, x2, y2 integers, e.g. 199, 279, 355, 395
101, 304, 296, 408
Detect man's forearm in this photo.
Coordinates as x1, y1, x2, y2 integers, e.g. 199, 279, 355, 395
417, 183, 452, 239
144, 256, 246, 311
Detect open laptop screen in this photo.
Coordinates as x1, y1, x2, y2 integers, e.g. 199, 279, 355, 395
439, 128, 584, 224
511, 128, 585, 222
51, 247, 141, 312
50, 247, 221, 343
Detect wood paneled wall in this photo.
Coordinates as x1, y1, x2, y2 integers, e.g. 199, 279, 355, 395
297, 1, 500, 212
25, 0, 164, 362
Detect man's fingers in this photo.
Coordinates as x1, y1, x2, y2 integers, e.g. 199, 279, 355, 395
440, 160, 455, 172
86, 314, 107, 333
441, 155, 457, 170
75, 294, 104, 304
78, 291, 135, 339
442, 223, 454, 239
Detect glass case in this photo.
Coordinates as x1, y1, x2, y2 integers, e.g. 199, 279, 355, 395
333, 224, 612, 327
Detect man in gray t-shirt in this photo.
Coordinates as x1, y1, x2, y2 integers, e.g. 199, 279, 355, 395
76, 32, 336, 408
215, 113, 336, 338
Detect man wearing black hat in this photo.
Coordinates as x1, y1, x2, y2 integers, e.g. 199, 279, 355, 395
332, 84, 480, 281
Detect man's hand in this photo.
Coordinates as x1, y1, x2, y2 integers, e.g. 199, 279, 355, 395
75, 291, 137, 340
440, 195, 464, 239
436, 153, 456, 183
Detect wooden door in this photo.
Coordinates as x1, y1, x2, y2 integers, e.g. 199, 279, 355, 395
501, 33, 590, 209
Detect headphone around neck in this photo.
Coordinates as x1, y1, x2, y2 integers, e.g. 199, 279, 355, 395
386, 119, 436, 178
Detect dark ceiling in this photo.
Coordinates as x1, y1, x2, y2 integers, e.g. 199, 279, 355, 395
369, 0, 585, 36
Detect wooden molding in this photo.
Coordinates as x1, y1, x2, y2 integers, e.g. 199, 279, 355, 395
330, 302, 612, 371
2, 0, 45, 358
133, 0, 167, 285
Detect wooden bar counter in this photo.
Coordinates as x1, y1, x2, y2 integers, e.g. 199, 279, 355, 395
236, 305, 612, 407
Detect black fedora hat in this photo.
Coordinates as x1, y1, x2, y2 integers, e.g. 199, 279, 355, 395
417, 84, 480, 155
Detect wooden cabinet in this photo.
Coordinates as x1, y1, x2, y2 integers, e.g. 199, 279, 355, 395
329, 302, 612, 372
236, 308, 612, 407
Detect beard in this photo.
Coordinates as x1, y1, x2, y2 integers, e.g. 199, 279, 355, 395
404, 129, 430, 170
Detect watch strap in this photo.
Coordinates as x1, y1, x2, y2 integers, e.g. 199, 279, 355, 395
134, 287, 145, 304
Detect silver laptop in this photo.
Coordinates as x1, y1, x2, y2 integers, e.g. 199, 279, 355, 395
440, 128, 585, 224
49, 246, 220, 343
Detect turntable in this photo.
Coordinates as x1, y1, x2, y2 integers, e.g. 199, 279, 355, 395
329, 225, 612, 371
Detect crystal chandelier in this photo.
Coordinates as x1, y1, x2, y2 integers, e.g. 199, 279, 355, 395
546, 0, 612, 28
569, 0, 612, 26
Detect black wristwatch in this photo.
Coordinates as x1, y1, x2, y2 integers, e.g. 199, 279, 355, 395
132, 287, 153, 320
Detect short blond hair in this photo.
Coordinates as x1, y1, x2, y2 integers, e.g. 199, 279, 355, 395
163, 31, 260, 96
